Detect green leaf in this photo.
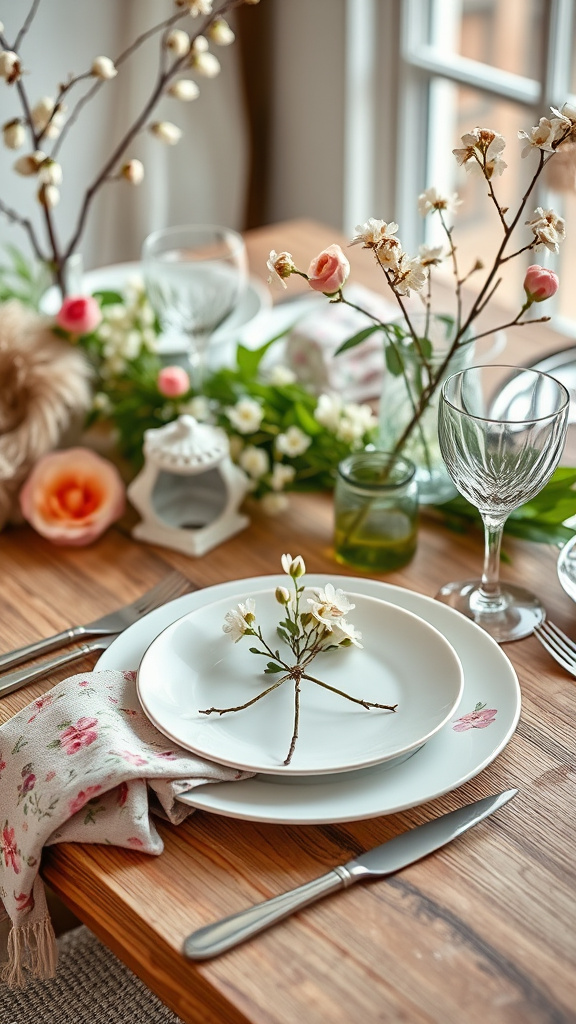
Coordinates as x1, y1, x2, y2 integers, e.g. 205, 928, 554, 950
264, 662, 284, 674
335, 324, 382, 355
91, 289, 124, 306
385, 344, 405, 376
281, 619, 299, 636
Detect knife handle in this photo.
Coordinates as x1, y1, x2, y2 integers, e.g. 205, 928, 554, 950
0, 627, 86, 672
0, 642, 98, 697
184, 867, 353, 960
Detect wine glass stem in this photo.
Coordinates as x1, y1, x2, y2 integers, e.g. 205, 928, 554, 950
478, 513, 507, 606
187, 332, 210, 392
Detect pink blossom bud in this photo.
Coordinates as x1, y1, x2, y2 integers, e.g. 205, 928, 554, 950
157, 365, 190, 397
307, 244, 350, 295
121, 159, 144, 185
57, 296, 103, 335
523, 264, 559, 304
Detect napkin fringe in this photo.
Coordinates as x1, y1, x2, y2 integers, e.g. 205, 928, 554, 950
1, 916, 58, 988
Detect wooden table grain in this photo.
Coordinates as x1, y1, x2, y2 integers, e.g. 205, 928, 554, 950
1, 221, 576, 1024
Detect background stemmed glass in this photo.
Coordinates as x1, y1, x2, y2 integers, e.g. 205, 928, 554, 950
436, 365, 569, 642
142, 224, 248, 391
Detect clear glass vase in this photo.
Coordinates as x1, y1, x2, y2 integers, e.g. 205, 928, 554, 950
377, 315, 504, 505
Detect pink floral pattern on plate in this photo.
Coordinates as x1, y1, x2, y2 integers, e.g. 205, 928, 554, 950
452, 702, 497, 731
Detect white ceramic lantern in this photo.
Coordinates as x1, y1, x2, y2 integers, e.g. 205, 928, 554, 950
127, 415, 250, 557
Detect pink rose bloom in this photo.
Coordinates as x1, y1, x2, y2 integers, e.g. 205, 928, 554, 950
1, 825, 21, 874
69, 784, 102, 816
307, 244, 350, 294
56, 295, 102, 334
60, 716, 99, 754
453, 707, 497, 732
19, 448, 125, 547
157, 365, 190, 397
523, 265, 559, 304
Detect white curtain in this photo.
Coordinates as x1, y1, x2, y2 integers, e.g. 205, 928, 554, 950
0, 0, 249, 274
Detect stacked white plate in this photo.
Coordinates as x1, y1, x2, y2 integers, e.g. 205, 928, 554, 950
97, 575, 521, 824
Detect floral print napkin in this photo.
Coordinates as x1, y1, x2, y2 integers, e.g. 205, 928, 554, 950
0, 668, 253, 988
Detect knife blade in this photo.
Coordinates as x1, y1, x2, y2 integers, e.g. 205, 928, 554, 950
183, 788, 517, 960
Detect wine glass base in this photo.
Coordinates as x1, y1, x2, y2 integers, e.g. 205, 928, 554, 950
435, 580, 544, 643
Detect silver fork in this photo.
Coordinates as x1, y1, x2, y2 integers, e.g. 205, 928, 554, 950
0, 572, 194, 672
533, 619, 576, 677
0, 634, 121, 697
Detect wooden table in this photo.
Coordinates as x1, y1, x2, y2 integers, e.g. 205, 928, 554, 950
1, 221, 576, 1023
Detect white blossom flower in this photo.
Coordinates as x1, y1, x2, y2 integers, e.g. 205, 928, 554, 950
376, 233, 404, 271
0, 50, 22, 84
190, 35, 209, 54
91, 55, 118, 80
417, 187, 461, 217
165, 29, 191, 57
335, 403, 377, 443
226, 397, 264, 433
176, 0, 213, 13
275, 425, 311, 457
13, 150, 45, 176
270, 462, 296, 491
526, 207, 566, 253
418, 243, 444, 267
208, 18, 235, 46
393, 253, 428, 295
92, 391, 113, 414
222, 599, 256, 643
261, 492, 289, 515
349, 218, 398, 248
239, 444, 269, 479
267, 250, 296, 288
275, 586, 291, 605
308, 583, 355, 628
37, 183, 59, 209
149, 121, 182, 145
168, 79, 200, 101
328, 620, 363, 649
518, 117, 558, 158
267, 364, 297, 386
191, 50, 221, 78
180, 395, 212, 421
453, 128, 507, 179
314, 393, 343, 432
30, 96, 65, 138
38, 158, 62, 186
2, 120, 25, 150
281, 553, 306, 577
121, 159, 144, 184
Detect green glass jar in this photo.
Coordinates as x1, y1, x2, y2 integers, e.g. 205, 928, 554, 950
334, 451, 418, 572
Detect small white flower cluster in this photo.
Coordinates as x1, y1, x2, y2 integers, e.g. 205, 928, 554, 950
223, 555, 363, 649
92, 278, 158, 379
220, 386, 377, 515
350, 218, 428, 296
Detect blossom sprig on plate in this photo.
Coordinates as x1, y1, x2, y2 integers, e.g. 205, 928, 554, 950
199, 554, 397, 765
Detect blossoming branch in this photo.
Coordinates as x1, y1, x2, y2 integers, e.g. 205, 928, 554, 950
268, 102, 574, 466
0, 0, 260, 295
201, 554, 396, 764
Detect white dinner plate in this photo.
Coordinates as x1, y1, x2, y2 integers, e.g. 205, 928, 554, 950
40, 261, 272, 354
135, 589, 464, 776
557, 533, 576, 603
97, 575, 521, 824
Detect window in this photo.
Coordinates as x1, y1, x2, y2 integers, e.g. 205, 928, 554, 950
397, 0, 576, 328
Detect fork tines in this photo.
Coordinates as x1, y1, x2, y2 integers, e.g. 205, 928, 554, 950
136, 572, 194, 615
534, 619, 576, 676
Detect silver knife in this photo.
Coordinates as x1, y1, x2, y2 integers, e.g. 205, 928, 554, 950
183, 789, 517, 960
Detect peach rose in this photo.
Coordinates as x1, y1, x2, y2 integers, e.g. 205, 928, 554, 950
19, 448, 125, 546
307, 244, 350, 294
157, 365, 190, 397
56, 295, 102, 335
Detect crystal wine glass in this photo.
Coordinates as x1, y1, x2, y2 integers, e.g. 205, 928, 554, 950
142, 224, 248, 391
436, 365, 569, 642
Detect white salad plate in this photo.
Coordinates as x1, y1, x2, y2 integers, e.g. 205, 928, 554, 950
97, 575, 521, 824
40, 261, 272, 356
135, 589, 464, 776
